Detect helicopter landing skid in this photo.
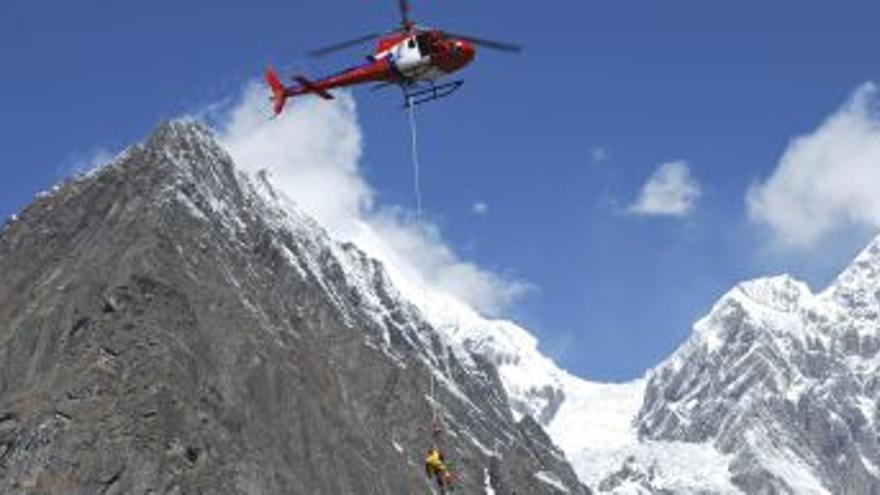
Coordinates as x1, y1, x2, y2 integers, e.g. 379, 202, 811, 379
402, 80, 465, 108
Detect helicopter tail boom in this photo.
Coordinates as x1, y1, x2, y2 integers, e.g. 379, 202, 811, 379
293, 76, 335, 101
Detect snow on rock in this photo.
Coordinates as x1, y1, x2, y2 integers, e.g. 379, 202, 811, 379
484, 468, 496, 495
578, 442, 740, 494
547, 379, 645, 455
639, 233, 880, 494
534, 470, 570, 493
743, 429, 831, 495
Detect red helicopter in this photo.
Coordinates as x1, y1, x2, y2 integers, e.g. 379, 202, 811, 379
265, 0, 521, 115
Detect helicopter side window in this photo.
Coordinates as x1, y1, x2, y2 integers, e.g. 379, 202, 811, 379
408, 38, 416, 49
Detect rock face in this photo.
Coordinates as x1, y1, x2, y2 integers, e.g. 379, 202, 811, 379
637, 242, 880, 494
0, 122, 587, 494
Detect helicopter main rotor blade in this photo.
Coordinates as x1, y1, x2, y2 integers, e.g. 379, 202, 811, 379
309, 33, 384, 58
443, 31, 523, 53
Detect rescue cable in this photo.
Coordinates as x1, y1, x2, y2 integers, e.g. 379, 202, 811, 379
406, 96, 438, 436
406, 94, 433, 427
406, 96, 456, 494
407, 98, 423, 223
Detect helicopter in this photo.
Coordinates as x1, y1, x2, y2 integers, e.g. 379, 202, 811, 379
265, 0, 521, 115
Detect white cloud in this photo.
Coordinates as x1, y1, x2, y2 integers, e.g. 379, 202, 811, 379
472, 201, 489, 217
60, 148, 117, 178
628, 161, 702, 217
216, 83, 369, 236
215, 82, 529, 315
747, 82, 880, 248
357, 210, 531, 314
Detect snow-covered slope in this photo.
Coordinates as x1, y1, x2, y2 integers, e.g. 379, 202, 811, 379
401, 291, 743, 493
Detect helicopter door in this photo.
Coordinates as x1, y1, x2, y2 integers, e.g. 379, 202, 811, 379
393, 36, 426, 74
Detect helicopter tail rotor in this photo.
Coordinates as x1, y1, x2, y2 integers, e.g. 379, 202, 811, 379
265, 66, 289, 116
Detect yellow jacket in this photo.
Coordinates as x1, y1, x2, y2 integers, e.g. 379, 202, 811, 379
425, 449, 445, 472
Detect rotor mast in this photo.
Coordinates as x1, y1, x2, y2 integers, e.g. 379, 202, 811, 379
398, 0, 414, 33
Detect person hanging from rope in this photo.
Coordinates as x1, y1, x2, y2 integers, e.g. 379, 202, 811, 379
426, 365, 453, 491
425, 446, 454, 492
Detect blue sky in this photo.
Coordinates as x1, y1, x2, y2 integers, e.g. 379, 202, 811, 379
3, 1, 880, 381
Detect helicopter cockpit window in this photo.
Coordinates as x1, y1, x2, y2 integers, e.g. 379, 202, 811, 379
416, 33, 433, 56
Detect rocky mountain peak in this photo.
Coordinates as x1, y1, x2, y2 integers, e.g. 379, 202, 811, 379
736, 274, 812, 313
0, 121, 588, 494
145, 120, 227, 164
826, 234, 880, 316
140, 120, 242, 199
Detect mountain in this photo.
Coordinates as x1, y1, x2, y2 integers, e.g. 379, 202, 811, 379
5, 118, 880, 494
0, 122, 587, 494
637, 239, 880, 494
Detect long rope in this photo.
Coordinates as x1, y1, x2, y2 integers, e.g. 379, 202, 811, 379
430, 373, 436, 420
406, 96, 441, 446
406, 100, 456, 495
407, 99, 423, 224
